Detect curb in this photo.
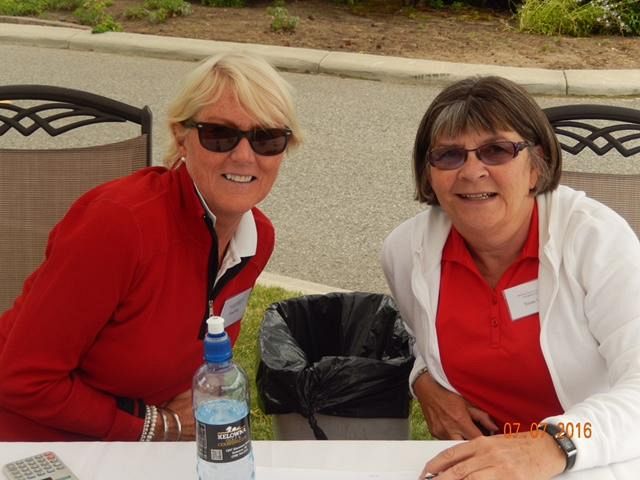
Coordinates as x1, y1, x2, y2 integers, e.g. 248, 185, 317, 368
2, 23, 640, 96
257, 272, 350, 296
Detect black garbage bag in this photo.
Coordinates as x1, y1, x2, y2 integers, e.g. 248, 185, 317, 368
257, 292, 414, 440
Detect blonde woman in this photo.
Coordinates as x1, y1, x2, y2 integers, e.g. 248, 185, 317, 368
0, 53, 302, 442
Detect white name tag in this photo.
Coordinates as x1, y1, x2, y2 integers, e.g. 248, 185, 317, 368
220, 288, 252, 327
503, 279, 539, 321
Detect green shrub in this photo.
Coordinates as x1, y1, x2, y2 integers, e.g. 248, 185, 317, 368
519, 0, 640, 36
201, 0, 245, 7
267, 5, 299, 32
0, 0, 85, 15
74, 0, 122, 32
600, 0, 640, 34
0, 0, 44, 15
520, 0, 603, 36
125, 0, 191, 24
74, 0, 107, 25
144, 0, 192, 16
124, 5, 149, 19
46, 0, 83, 10
92, 14, 122, 32
148, 7, 169, 22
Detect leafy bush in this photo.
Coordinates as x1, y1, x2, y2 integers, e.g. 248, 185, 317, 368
148, 7, 168, 22
519, 0, 640, 36
46, 0, 83, 9
201, 0, 245, 7
0, 0, 44, 15
92, 14, 122, 32
600, 0, 640, 34
144, 0, 192, 16
124, 0, 191, 23
0, 0, 82, 15
73, 0, 122, 32
267, 5, 299, 32
403, 0, 523, 10
519, 0, 598, 35
74, 0, 107, 25
124, 5, 148, 19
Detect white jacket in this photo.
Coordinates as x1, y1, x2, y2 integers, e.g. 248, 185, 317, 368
381, 186, 640, 471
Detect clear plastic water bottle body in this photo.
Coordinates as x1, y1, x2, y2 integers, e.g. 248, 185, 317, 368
193, 317, 255, 480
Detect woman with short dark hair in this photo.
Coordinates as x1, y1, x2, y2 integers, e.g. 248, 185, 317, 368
382, 76, 640, 478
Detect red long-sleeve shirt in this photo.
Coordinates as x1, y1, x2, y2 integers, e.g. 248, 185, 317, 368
0, 164, 274, 440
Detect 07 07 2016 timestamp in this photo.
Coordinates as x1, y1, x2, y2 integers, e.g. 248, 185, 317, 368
503, 421, 592, 439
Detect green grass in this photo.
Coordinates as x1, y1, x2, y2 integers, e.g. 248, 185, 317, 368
234, 284, 431, 440
233, 284, 299, 440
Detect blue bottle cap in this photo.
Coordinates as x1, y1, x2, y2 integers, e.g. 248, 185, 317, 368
204, 316, 232, 363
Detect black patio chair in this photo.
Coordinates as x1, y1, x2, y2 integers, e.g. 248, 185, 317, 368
0, 85, 153, 312
544, 104, 640, 237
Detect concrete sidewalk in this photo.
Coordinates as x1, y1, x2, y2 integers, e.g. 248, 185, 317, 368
2, 22, 640, 97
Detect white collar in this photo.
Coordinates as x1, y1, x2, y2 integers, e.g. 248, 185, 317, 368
194, 183, 257, 282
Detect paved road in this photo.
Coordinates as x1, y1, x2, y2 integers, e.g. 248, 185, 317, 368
2, 45, 640, 292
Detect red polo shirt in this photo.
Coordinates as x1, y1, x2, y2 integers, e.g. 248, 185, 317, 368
436, 204, 563, 429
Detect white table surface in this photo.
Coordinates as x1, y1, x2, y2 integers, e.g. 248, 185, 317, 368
1, 441, 638, 479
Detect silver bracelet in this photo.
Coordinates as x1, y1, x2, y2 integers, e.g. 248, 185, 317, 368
160, 408, 170, 441
165, 407, 182, 441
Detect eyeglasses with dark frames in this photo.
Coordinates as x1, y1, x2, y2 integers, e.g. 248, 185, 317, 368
182, 120, 292, 156
427, 141, 533, 170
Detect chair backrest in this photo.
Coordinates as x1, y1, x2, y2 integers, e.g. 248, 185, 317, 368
0, 85, 153, 313
544, 104, 640, 237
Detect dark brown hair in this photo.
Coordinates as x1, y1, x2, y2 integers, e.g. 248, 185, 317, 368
413, 76, 562, 205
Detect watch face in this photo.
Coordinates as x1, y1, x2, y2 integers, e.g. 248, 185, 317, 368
557, 434, 577, 454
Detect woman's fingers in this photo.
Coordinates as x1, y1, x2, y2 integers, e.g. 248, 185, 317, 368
164, 389, 195, 440
415, 374, 485, 440
468, 405, 499, 435
422, 433, 566, 480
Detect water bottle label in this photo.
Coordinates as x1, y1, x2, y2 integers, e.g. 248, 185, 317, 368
196, 415, 252, 463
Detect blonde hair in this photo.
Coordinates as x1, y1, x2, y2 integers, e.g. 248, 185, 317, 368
163, 52, 302, 166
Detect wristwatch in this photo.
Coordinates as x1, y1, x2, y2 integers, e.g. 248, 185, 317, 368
539, 423, 577, 471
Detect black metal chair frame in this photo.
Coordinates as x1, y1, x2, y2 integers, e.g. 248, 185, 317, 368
0, 84, 152, 163
544, 104, 640, 158
543, 103, 640, 238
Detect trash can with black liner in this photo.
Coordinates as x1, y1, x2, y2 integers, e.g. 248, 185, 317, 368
256, 292, 414, 440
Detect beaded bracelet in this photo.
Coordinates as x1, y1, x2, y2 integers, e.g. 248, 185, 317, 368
139, 405, 158, 442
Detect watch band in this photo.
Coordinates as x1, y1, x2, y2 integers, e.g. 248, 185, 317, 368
539, 423, 577, 471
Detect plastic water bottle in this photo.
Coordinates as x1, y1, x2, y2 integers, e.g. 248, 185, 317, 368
193, 316, 255, 480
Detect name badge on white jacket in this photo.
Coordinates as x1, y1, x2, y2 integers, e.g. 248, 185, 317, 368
503, 279, 539, 321
221, 288, 252, 327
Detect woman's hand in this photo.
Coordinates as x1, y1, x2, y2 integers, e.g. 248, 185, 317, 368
152, 390, 195, 441
420, 432, 567, 480
414, 372, 498, 440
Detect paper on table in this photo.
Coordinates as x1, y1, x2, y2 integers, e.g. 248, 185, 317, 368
258, 466, 417, 480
